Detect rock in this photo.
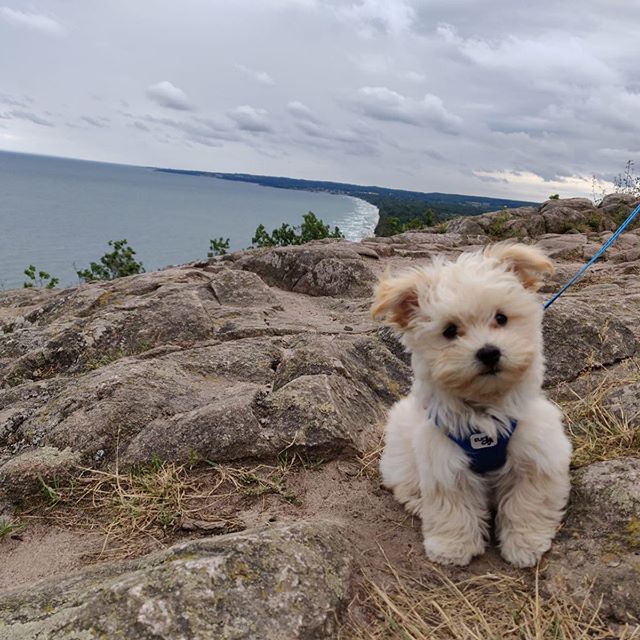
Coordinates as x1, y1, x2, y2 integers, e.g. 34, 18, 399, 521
543, 300, 638, 386
232, 243, 376, 298
0, 521, 354, 640
536, 234, 588, 260
598, 193, 640, 225
209, 269, 278, 306
0, 446, 81, 502
0, 331, 409, 493
545, 459, 640, 623
540, 197, 597, 214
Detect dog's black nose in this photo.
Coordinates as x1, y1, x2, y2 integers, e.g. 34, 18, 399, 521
476, 344, 501, 367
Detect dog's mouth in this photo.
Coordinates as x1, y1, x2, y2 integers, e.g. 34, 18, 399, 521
479, 365, 501, 376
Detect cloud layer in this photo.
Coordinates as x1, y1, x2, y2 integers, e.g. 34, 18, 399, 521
1, 0, 639, 201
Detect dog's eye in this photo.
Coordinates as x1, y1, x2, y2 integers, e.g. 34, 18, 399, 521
495, 313, 508, 326
443, 323, 458, 339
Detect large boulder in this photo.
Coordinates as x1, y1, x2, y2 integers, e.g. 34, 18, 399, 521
0, 521, 354, 640
231, 242, 377, 298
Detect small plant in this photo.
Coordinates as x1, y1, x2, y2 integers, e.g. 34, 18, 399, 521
208, 237, 230, 257
586, 214, 603, 231
487, 211, 511, 238
38, 475, 61, 505
252, 212, 343, 247
23, 265, 59, 289
0, 518, 25, 540
432, 222, 448, 234
549, 194, 560, 200
613, 160, 640, 198
76, 239, 144, 282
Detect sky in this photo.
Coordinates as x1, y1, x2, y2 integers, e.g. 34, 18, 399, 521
1, 0, 639, 201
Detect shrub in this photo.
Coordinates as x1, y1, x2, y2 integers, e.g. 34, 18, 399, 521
208, 237, 230, 257
488, 211, 512, 238
23, 265, 59, 289
549, 194, 560, 200
252, 212, 343, 247
76, 239, 144, 282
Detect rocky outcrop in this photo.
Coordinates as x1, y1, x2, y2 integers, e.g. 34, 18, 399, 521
2, 196, 640, 635
446, 193, 640, 240
0, 521, 354, 640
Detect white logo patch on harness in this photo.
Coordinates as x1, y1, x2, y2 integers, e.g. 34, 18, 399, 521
469, 434, 496, 450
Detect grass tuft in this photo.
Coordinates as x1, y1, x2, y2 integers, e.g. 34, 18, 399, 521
341, 560, 636, 640
26, 457, 300, 558
561, 373, 640, 468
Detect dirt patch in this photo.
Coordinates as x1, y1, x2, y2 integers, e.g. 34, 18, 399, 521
0, 525, 102, 592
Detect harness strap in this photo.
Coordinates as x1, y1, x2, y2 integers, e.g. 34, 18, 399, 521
435, 416, 518, 474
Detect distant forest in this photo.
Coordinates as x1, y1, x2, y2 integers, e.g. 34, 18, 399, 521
155, 168, 537, 236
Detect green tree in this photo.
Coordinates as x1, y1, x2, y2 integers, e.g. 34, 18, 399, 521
252, 224, 275, 247
208, 237, 230, 257
23, 265, 59, 289
298, 211, 342, 243
76, 239, 144, 282
252, 212, 343, 248
549, 194, 560, 200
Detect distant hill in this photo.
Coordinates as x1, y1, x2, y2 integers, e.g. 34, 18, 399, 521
155, 168, 538, 236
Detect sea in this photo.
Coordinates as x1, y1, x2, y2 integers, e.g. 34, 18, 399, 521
0, 151, 379, 290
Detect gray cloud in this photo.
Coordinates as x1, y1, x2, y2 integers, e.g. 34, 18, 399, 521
350, 86, 462, 132
228, 105, 273, 133
286, 101, 322, 123
5, 109, 54, 127
0, 92, 32, 107
146, 81, 194, 111
0, 7, 66, 36
80, 115, 109, 128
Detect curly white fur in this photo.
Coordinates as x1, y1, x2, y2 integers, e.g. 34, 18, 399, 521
373, 243, 572, 568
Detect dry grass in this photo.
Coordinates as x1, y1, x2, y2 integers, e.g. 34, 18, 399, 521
357, 433, 385, 480
27, 456, 300, 558
341, 560, 638, 640
560, 373, 640, 468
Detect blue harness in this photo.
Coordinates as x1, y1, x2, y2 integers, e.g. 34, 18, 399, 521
435, 415, 518, 474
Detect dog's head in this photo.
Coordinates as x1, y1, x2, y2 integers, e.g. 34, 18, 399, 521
372, 242, 553, 403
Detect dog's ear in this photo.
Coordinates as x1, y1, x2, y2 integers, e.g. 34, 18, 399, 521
371, 268, 429, 329
485, 242, 554, 291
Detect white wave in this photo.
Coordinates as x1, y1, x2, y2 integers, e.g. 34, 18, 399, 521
335, 196, 379, 242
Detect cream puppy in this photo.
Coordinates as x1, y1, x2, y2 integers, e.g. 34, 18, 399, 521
372, 243, 571, 568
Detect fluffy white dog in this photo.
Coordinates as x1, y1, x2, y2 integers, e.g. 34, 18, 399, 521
372, 243, 571, 568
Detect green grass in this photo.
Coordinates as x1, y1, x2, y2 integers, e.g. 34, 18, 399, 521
0, 517, 26, 540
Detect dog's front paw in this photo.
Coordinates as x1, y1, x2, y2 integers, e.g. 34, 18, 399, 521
423, 535, 485, 567
500, 531, 552, 568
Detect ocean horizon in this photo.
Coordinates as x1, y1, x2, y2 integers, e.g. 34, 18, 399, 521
0, 151, 379, 290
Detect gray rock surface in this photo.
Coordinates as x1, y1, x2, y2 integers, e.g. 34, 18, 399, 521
0, 521, 354, 640
546, 459, 640, 623
2, 196, 640, 633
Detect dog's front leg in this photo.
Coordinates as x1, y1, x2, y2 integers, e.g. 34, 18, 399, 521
495, 465, 570, 568
496, 409, 571, 568
419, 471, 488, 566
417, 438, 489, 566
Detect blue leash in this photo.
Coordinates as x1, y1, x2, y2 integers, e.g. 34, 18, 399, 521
544, 202, 640, 309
